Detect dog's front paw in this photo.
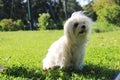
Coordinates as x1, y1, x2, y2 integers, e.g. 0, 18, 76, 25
79, 63, 85, 70
75, 63, 85, 70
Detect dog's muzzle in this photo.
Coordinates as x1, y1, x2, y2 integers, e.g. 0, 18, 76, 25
79, 25, 87, 34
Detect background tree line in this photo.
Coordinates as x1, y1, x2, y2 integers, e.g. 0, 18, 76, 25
0, 0, 120, 31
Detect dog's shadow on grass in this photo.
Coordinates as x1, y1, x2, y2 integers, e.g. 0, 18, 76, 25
1, 65, 46, 80
62, 64, 119, 80
2, 64, 119, 80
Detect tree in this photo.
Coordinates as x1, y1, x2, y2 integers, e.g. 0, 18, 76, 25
32, 0, 47, 20
82, 1, 97, 21
0, 0, 85, 30
92, 0, 120, 26
0, 0, 6, 19
114, 0, 120, 5
97, 5, 120, 26
92, 0, 115, 12
1, 0, 26, 20
65, 0, 82, 17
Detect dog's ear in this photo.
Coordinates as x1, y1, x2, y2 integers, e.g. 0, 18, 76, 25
71, 11, 87, 17
80, 11, 87, 14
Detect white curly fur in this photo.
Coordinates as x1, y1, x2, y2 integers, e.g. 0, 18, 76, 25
43, 11, 92, 70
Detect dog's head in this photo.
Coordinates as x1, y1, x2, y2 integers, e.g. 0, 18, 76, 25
64, 11, 92, 43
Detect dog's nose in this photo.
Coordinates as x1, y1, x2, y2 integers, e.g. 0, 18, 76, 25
81, 25, 86, 29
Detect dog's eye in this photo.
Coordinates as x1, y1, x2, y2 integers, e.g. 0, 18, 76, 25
74, 23, 79, 28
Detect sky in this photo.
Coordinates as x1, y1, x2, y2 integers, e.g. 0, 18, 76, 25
76, 0, 92, 6
22, 0, 27, 3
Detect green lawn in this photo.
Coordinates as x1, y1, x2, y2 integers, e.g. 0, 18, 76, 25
0, 30, 120, 80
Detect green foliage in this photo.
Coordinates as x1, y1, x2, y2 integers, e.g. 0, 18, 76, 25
13, 19, 25, 30
0, 19, 13, 31
0, 19, 25, 31
92, 0, 115, 12
38, 13, 54, 30
96, 5, 120, 26
92, 0, 120, 31
0, 30, 120, 79
92, 21, 120, 33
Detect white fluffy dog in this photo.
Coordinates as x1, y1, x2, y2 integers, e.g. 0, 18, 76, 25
43, 11, 92, 70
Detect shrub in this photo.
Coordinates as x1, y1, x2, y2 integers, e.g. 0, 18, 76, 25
13, 19, 25, 30
0, 19, 13, 31
96, 5, 120, 26
92, 0, 115, 12
92, 21, 120, 33
37, 13, 54, 30
0, 19, 25, 31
